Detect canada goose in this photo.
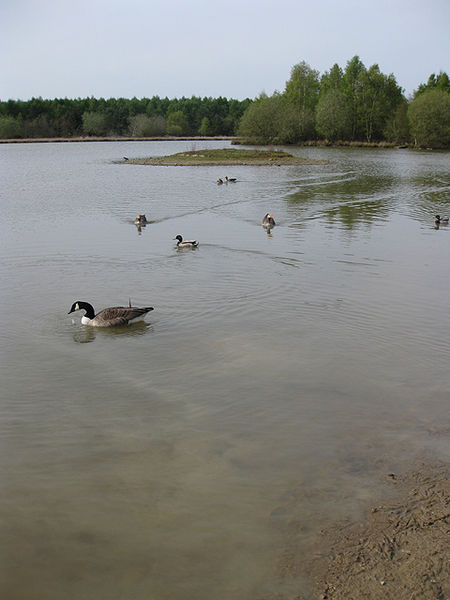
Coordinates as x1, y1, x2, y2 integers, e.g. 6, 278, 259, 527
134, 214, 149, 225
173, 235, 199, 248
435, 214, 449, 225
225, 176, 237, 182
217, 178, 224, 185
262, 213, 276, 228
68, 301, 154, 327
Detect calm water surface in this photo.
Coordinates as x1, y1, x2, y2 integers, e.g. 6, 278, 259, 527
1, 141, 449, 599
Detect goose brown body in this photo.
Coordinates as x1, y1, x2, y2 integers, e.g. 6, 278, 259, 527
69, 301, 153, 327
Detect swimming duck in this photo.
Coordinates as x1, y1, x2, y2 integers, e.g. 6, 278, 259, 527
225, 176, 237, 183
262, 213, 276, 228
134, 214, 149, 225
173, 235, 199, 248
435, 214, 449, 225
68, 301, 154, 327
217, 178, 224, 185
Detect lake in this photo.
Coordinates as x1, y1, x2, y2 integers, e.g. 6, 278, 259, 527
1, 140, 449, 599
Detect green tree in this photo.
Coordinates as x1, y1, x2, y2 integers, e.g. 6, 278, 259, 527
167, 110, 188, 135
408, 89, 450, 148
356, 65, 403, 142
1, 95, 251, 138
284, 61, 320, 112
0, 116, 22, 138
22, 114, 54, 138
129, 114, 166, 136
82, 111, 108, 136
237, 93, 282, 143
278, 103, 315, 143
384, 100, 410, 144
315, 89, 352, 141
320, 63, 345, 96
415, 71, 450, 96
199, 117, 212, 136
279, 62, 320, 142
343, 55, 366, 139
148, 115, 166, 136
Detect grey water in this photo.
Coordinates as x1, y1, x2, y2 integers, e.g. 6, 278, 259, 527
1, 140, 449, 599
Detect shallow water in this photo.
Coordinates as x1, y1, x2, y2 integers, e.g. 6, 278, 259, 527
1, 141, 449, 599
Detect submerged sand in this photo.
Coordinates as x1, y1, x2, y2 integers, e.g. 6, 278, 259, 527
271, 462, 449, 599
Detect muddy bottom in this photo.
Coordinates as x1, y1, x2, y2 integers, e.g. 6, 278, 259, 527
272, 462, 449, 600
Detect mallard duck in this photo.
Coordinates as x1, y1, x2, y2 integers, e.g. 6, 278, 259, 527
173, 235, 199, 248
225, 176, 237, 183
435, 214, 449, 225
134, 214, 149, 225
68, 301, 154, 327
262, 213, 276, 228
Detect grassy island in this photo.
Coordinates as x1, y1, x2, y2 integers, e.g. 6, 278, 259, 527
124, 148, 324, 166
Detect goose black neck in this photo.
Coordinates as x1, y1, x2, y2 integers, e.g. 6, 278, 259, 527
78, 301, 96, 318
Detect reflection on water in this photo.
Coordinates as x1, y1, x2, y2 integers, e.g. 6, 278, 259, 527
287, 173, 396, 229
0, 141, 449, 600
72, 321, 153, 343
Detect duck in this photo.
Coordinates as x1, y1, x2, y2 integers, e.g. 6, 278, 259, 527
217, 178, 224, 185
435, 214, 449, 225
68, 301, 154, 327
173, 234, 199, 248
262, 213, 276, 228
225, 176, 237, 183
134, 214, 149, 225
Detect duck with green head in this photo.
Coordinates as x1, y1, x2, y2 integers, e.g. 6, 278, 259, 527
173, 235, 199, 248
435, 214, 449, 225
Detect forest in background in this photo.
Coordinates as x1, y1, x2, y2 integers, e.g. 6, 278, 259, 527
0, 95, 251, 140
238, 57, 449, 148
1, 56, 449, 148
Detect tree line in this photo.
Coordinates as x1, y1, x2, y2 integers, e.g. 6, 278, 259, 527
0, 95, 251, 139
1, 56, 449, 148
238, 57, 450, 148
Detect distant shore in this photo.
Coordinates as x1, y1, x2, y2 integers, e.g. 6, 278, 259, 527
0, 135, 234, 144
0, 136, 415, 149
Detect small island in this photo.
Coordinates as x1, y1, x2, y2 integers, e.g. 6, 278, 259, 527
124, 148, 324, 166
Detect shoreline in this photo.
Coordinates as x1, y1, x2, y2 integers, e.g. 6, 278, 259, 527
0, 135, 234, 144
0, 136, 419, 150
272, 459, 449, 600
1, 136, 443, 151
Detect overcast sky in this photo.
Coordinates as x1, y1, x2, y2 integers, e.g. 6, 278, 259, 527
2, 0, 449, 101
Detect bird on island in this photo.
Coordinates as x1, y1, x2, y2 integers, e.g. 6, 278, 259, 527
217, 178, 224, 185
435, 214, 449, 225
173, 234, 199, 248
225, 176, 237, 183
134, 214, 149, 225
262, 213, 276, 228
68, 301, 154, 327
123, 156, 129, 161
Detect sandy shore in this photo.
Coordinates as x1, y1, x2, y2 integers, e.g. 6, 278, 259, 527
272, 462, 449, 599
